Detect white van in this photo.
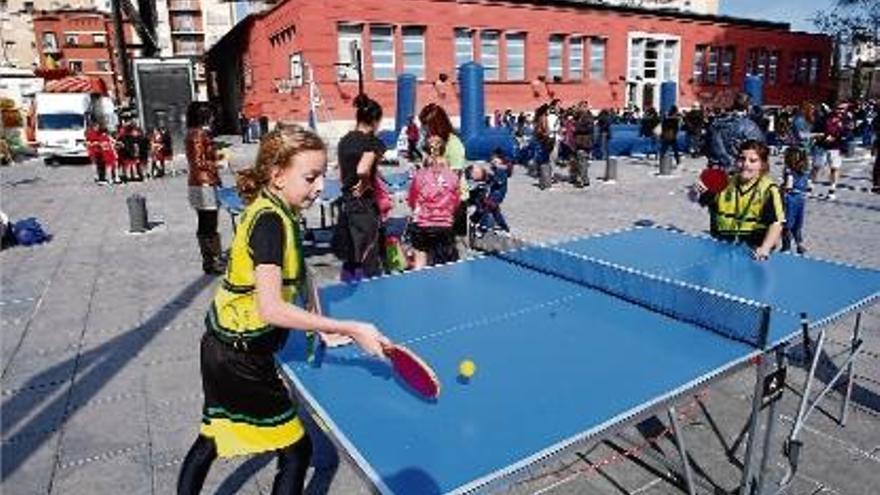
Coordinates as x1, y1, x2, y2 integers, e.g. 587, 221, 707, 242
34, 92, 104, 164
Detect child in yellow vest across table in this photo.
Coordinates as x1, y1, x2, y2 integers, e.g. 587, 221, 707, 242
177, 125, 390, 495
693, 139, 784, 261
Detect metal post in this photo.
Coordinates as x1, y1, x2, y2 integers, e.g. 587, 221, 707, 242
840, 312, 862, 426
740, 354, 769, 495
605, 157, 618, 182
756, 346, 787, 493
668, 406, 696, 495
110, 0, 132, 103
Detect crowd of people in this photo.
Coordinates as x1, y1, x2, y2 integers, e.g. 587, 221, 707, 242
85, 118, 174, 185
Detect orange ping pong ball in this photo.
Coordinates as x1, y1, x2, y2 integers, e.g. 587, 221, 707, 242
459, 360, 476, 378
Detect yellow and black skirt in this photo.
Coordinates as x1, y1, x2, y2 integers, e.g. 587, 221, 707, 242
198, 329, 305, 457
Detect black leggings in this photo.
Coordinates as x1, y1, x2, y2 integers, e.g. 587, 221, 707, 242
196, 209, 218, 237
177, 434, 313, 495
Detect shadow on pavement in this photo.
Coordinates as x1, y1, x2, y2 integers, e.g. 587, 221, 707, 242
1, 275, 215, 481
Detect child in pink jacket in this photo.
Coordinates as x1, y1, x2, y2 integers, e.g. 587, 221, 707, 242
407, 135, 461, 268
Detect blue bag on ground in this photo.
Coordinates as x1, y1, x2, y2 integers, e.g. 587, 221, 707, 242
12, 218, 50, 246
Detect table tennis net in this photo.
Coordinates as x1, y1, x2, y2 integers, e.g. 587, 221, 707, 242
491, 242, 770, 349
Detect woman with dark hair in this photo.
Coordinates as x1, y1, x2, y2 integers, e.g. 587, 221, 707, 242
186, 102, 224, 275
332, 94, 386, 280
418, 103, 467, 240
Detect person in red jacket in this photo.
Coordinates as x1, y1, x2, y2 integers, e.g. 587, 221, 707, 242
100, 127, 119, 184
85, 121, 106, 184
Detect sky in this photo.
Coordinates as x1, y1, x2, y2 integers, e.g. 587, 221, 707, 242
720, 0, 837, 33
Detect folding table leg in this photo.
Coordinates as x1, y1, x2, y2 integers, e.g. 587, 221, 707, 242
740, 354, 770, 495
668, 406, 695, 495
756, 347, 787, 494
840, 312, 862, 426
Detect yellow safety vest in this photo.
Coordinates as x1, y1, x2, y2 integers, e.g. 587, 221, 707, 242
207, 190, 304, 344
715, 175, 782, 242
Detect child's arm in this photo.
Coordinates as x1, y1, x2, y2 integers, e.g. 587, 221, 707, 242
352, 151, 377, 197
754, 222, 783, 261
753, 185, 785, 261
254, 265, 390, 356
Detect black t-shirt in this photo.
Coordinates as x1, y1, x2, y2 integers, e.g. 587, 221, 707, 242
249, 212, 284, 266
337, 130, 386, 195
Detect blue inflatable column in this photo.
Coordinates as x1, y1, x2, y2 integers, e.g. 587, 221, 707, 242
744, 75, 763, 108
659, 81, 677, 115
396, 73, 417, 134
458, 62, 486, 141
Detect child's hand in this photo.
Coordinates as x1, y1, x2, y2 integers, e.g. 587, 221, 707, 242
320, 332, 353, 348
346, 321, 392, 357
752, 245, 771, 261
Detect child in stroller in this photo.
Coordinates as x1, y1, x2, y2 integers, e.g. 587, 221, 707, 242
469, 148, 511, 239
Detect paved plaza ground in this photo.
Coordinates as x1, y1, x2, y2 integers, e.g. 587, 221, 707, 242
2, 141, 879, 495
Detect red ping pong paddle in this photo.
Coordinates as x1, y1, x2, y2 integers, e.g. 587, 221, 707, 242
383, 343, 441, 399
699, 168, 729, 194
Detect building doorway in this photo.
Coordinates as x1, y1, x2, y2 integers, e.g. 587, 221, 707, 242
626, 33, 680, 111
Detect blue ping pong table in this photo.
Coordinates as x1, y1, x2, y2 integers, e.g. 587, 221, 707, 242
276, 227, 880, 494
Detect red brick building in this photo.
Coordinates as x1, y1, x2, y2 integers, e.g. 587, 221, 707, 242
33, 9, 141, 100
206, 0, 833, 130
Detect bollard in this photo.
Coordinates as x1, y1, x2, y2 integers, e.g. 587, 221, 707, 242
659, 152, 674, 176
538, 162, 552, 189
126, 194, 148, 233
604, 157, 618, 182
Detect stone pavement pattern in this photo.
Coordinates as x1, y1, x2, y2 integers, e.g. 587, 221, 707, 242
1, 143, 879, 495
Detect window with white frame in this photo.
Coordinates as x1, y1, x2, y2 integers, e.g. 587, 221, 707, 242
96, 59, 111, 72
402, 26, 425, 79
290, 52, 304, 87
706, 46, 719, 84
93, 33, 106, 46
569, 36, 583, 81
506, 32, 526, 81
768, 51, 779, 85
336, 23, 362, 81
370, 25, 395, 80
480, 30, 500, 81
661, 40, 677, 81
590, 38, 606, 79
68, 60, 83, 73
548, 34, 564, 80
454, 28, 474, 70
720, 47, 734, 85
41, 32, 57, 52
628, 38, 644, 80
808, 55, 820, 85
64, 33, 77, 46
693, 44, 706, 83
